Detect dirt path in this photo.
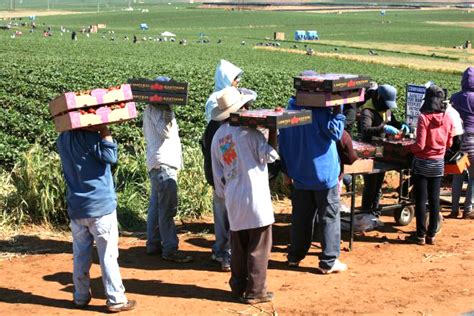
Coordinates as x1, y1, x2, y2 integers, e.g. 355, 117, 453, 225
0, 10, 86, 19
255, 46, 469, 74
1, 199, 473, 315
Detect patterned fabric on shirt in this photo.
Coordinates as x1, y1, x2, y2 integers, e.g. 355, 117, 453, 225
412, 156, 444, 177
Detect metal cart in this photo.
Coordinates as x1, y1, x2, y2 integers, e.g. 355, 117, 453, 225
343, 160, 415, 250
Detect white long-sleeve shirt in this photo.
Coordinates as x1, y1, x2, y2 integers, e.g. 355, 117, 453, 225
211, 123, 278, 231
143, 105, 182, 171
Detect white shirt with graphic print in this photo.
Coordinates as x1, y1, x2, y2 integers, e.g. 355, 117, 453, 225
211, 123, 278, 231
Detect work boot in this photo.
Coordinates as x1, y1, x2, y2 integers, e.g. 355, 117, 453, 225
463, 210, 474, 219
445, 211, 459, 219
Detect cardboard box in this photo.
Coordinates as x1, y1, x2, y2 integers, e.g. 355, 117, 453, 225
274, 32, 285, 41
53, 102, 137, 132
344, 158, 374, 174
132, 91, 188, 105
128, 78, 188, 94
373, 138, 415, 166
294, 74, 371, 92
296, 88, 365, 107
49, 84, 133, 117
445, 153, 470, 175
229, 109, 312, 129
352, 141, 383, 159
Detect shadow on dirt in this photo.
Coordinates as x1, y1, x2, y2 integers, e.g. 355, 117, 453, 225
0, 287, 105, 313
43, 272, 235, 303
0, 235, 72, 255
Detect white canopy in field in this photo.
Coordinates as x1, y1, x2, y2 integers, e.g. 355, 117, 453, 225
160, 31, 176, 37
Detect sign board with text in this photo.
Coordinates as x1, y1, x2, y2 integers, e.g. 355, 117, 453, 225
406, 84, 426, 129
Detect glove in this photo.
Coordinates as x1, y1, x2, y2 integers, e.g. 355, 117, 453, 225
383, 125, 399, 135
400, 124, 410, 135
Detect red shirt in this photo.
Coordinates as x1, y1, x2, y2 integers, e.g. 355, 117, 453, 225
407, 112, 453, 160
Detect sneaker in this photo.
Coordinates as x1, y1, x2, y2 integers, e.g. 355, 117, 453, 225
241, 292, 274, 305
288, 260, 300, 267
107, 300, 137, 313
162, 251, 193, 263
463, 211, 474, 219
221, 256, 231, 272
319, 259, 348, 274
426, 236, 436, 245
73, 297, 91, 309
405, 235, 426, 245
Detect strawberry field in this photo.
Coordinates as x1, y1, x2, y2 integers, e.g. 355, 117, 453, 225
0, 4, 469, 229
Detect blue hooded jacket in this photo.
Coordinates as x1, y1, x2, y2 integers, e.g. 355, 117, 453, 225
451, 66, 474, 133
57, 130, 118, 219
278, 97, 345, 191
205, 59, 243, 123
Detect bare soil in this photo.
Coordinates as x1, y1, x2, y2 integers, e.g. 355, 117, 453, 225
0, 10, 85, 19
198, 4, 465, 13
1, 190, 473, 315
255, 46, 469, 74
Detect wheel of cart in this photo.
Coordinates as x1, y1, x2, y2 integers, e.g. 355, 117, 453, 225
393, 205, 442, 233
394, 205, 414, 226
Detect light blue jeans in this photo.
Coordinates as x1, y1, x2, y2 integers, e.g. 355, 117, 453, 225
146, 166, 179, 256
288, 185, 341, 270
212, 191, 231, 259
452, 168, 474, 214
70, 211, 127, 305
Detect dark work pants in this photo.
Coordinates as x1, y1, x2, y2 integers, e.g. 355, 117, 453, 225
288, 186, 341, 270
362, 172, 385, 212
413, 174, 442, 238
229, 225, 272, 298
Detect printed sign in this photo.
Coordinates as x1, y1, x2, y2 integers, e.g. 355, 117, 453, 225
406, 84, 426, 129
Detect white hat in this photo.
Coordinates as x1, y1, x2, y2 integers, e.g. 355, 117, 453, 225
211, 87, 255, 121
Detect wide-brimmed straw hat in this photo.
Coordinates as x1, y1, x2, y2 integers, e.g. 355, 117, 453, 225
211, 87, 255, 121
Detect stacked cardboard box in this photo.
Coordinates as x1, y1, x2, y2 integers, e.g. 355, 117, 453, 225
373, 138, 415, 167
128, 78, 188, 106
294, 73, 371, 107
49, 84, 137, 132
343, 141, 382, 174
229, 108, 312, 129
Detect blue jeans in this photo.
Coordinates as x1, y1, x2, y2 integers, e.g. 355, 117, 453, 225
288, 185, 341, 270
453, 161, 474, 214
451, 171, 469, 213
146, 166, 179, 256
211, 191, 231, 259
70, 211, 127, 305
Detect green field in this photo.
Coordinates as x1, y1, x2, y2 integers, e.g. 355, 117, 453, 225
0, 4, 471, 229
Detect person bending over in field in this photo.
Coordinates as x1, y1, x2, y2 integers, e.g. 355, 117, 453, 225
211, 87, 278, 304
143, 76, 193, 263
57, 125, 136, 312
